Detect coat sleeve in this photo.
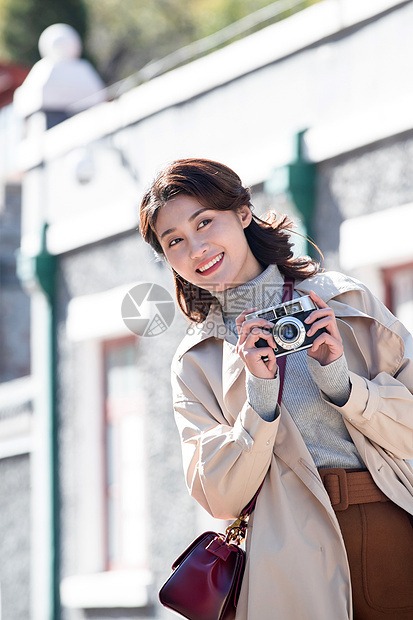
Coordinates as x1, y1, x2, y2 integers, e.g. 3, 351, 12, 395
324, 287, 413, 460
171, 356, 279, 520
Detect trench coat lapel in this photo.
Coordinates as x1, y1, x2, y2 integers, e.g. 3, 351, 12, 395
222, 339, 246, 421
222, 340, 243, 388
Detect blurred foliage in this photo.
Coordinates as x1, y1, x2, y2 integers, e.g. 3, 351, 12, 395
86, 0, 322, 84
0, 0, 322, 83
0, 0, 88, 67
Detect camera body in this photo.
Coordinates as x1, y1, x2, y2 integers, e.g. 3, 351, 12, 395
245, 295, 327, 358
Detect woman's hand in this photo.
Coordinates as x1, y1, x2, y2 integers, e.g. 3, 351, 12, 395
305, 291, 343, 366
235, 308, 278, 379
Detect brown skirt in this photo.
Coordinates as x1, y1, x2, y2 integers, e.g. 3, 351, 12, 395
319, 468, 413, 620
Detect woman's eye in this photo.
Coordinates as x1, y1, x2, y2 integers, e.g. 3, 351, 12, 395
198, 218, 212, 229
169, 237, 182, 247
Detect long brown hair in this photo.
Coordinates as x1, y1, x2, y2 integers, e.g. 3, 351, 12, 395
139, 158, 321, 322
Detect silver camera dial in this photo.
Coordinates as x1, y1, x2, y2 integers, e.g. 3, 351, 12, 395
272, 316, 306, 350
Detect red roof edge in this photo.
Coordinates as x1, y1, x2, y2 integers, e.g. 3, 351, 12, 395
0, 62, 31, 108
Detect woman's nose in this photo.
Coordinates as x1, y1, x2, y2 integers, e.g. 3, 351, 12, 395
189, 239, 208, 260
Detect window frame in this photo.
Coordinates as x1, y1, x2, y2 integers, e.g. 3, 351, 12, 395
382, 261, 413, 314
101, 335, 148, 572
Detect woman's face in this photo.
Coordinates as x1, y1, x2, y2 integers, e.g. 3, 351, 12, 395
155, 195, 264, 291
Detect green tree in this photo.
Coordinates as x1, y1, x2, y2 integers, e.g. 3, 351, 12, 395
0, 0, 322, 84
85, 0, 322, 85
85, 0, 196, 84
0, 0, 88, 66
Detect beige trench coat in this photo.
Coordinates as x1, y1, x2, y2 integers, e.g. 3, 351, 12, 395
171, 271, 413, 620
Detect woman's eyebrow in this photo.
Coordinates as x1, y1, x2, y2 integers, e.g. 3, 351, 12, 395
159, 207, 209, 240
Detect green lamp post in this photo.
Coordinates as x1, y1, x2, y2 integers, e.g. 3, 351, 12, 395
265, 129, 317, 257
17, 223, 60, 620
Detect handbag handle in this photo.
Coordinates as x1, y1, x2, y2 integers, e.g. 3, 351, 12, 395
225, 277, 295, 544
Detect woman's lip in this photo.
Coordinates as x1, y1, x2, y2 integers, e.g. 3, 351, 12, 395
196, 253, 224, 275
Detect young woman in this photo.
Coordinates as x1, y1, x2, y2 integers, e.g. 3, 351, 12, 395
140, 158, 413, 620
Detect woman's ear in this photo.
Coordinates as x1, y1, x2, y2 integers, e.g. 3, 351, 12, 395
238, 205, 252, 228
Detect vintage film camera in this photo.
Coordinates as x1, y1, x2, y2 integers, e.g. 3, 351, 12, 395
245, 295, 327, 358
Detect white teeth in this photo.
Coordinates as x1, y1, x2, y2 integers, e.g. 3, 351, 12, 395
198, 253, 223, 273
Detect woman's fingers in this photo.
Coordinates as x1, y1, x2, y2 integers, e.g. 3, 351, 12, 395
235, 308, 257, 331
242, 344, 278, 378
306, 291, 341, 337
240, 324, 276, 348
236, 308, 278, 378
310, 331, 342, 354
236, 317, 276, 348
305, 314, 339, 339
306, 290, 343, 364
308, 290, 328, 308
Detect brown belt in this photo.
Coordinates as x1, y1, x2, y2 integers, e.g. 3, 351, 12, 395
318, 468, 389, 511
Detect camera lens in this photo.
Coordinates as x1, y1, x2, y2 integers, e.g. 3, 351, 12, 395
273, 316, 306, 350
279, 323, 299, 342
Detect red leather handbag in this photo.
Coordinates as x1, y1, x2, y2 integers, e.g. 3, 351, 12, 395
159, 495, 259, 620
159, 279, 293, 620
159, 528, 246, 620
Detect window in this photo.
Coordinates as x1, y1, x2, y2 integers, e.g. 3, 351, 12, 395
383, 263, 413, 334
103, 337, 148, 571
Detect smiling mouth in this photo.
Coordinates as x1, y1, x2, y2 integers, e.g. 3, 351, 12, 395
196, 253, 224, 274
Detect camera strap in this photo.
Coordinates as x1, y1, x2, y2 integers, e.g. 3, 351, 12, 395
277, 277, 295, 404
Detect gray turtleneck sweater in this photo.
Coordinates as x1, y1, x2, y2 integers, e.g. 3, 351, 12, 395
211, 264, 364, 470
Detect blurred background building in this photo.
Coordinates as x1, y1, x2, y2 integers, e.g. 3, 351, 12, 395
1, 0, 413, 618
